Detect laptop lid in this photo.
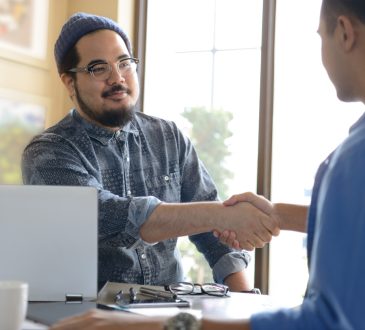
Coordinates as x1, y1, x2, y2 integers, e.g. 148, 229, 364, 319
0, 185, 98, 301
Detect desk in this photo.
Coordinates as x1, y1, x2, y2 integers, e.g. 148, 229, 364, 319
23, 283, 295, 329
98, 282, 293, 319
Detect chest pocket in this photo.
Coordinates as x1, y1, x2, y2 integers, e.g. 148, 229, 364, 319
145, 171, 181, 202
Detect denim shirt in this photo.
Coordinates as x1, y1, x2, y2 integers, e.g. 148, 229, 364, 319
22, 109, 250, 287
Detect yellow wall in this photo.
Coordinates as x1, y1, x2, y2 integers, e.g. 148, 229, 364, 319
0, 0, 137, 128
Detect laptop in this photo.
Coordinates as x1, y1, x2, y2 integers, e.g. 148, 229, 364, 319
0, 185, 98, 302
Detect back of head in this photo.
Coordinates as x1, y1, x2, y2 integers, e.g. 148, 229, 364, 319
322, 0, 365, 32
54, 12, 133, 74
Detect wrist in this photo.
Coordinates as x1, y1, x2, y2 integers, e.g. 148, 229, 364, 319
271, 203, 283, 229
164, 313, 201, 330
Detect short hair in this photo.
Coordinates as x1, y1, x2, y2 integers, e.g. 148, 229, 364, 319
321, 0, 365, 33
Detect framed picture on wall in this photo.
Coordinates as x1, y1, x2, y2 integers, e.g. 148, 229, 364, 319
0, 0, 49, 68
0, 89, 49, 184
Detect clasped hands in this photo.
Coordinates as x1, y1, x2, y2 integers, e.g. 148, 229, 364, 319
214, 192, 280, 251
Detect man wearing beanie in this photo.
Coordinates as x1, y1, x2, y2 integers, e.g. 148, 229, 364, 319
22, 12, 279, 292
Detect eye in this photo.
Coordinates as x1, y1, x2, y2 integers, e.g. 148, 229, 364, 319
118, 59, 132, 69
89, 63, 109, 75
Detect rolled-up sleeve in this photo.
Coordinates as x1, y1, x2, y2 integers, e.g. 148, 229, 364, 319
213, 251, 251, 283
126, 196, 162, 248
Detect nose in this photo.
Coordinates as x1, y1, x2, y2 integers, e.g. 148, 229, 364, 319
107, 64, 125, 84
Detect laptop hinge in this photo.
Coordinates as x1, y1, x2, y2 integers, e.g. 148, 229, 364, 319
65, 294, 83, 303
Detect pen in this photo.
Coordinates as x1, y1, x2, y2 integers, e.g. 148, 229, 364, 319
140, 287, 177, 300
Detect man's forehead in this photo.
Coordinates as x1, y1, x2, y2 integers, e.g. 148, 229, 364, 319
77, 29, 127, 46
75, 30, 130, 61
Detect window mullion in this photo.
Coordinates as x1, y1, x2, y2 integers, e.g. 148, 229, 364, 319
255, 0, 277, 294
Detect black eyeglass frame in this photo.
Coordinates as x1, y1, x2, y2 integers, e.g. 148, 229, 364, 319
67, 57, 139, 80
164, 281, 229, 297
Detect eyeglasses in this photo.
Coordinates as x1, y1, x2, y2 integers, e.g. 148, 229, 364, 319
68, 57, 139, 81
164, 282, 229, 297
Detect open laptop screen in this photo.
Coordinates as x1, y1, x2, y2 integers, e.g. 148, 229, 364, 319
0, 185, 98, 301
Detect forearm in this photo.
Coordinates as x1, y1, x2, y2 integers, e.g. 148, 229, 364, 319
202, 318, 250, 330
140, 201, 278, 252
273, 203, 308, 232
140, 201, 223, 243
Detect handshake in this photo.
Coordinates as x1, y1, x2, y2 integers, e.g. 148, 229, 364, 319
142, 191, 299, 252
212, 192, 281, 251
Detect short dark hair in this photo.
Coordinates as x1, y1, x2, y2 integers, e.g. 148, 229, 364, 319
321, 0, 365, 33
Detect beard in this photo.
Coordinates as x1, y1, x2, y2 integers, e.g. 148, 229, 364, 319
74, 84, 135, 128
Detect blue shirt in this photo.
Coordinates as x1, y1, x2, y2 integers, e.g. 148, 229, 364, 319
251, 112, 365, 329
22, 109, 250, 287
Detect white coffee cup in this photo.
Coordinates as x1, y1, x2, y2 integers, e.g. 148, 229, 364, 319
0, 281, 28, 330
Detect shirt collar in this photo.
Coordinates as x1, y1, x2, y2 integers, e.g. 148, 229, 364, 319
349, 111, 365, 135
72, 109, 139, 145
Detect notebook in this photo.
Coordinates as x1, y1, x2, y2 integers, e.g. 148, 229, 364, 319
0, 185, 98, 301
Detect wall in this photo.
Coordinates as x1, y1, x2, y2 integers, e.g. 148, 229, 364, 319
0, 0, 137, 128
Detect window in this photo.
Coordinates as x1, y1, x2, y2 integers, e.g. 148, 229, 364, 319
142, 0, 364, 301
0, 91, 46, 184
144, 0, 263, 284
270, 0, 363, 305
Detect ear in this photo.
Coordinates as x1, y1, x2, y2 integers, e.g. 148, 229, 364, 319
61, 73, 76, 97
336, 15, 356, 51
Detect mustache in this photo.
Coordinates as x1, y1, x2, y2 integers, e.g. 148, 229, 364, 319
102, 85, 130, 98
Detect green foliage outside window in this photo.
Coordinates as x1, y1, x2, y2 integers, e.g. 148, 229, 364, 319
0, 123, 37, 184
0, 102, 44, 185
179, 106, 234, 283
181, 106, 234, 200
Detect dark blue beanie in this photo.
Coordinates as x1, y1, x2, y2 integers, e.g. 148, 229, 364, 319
54, 12, 133, 73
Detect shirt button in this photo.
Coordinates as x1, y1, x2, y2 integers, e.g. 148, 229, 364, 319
141, 253, 146, 259
126, 157, 130, 162
164, 175, 170, 181
127, 190, 131, 195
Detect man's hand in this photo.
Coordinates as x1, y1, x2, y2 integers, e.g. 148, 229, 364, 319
141, 195, 280, 250
213, 199, 280, 250
214, 192, 281, 250
223, 192, 275, 215
50, 309, 165, 330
